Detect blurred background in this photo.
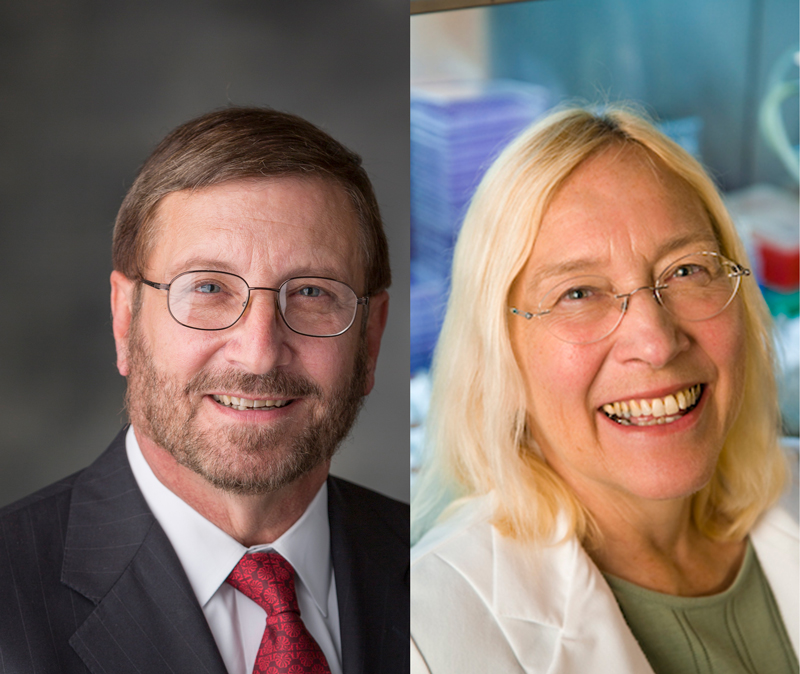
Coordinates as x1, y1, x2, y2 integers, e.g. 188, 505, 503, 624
410, 0, 799, 513
0, 0, 410, 506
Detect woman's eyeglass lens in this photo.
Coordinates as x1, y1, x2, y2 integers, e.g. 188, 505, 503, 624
509, 252, 750, 345
145, 270, 365, 337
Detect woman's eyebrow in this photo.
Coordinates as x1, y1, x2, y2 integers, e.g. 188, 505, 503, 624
528, 258, 602, 288
528, 233, 719, 289
655, 233, 719, 259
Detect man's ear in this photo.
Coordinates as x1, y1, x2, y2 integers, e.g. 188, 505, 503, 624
362, 290, 389, 395
110, 270, 136, 376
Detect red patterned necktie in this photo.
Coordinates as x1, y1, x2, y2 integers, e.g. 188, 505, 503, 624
226, 552, 332, 674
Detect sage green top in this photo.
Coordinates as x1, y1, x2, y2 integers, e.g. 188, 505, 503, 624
605, 542, 798, 674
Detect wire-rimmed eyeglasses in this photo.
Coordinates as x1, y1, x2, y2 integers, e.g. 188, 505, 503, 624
509, 251, 750, 345
141, 270, 369, 338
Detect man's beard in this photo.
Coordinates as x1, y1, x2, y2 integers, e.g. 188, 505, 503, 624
124, 316, 368, 495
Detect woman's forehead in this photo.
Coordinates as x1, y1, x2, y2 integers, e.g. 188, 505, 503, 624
530, 146, 713, 265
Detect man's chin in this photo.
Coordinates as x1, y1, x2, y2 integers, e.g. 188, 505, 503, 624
177, 449, 325, 496
165, 422, 332, 495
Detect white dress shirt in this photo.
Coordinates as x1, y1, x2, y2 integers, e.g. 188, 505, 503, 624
125, 426, 342, 674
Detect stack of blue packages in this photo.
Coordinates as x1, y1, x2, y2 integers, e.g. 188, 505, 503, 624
410, 80, 552, 374
411, 80, 552, 274
410, 262, 449, 374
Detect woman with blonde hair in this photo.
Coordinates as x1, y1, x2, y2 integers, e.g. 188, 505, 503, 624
411, 106, 798, 673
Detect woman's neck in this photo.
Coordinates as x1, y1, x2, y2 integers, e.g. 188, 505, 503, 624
583, 492, 746, 596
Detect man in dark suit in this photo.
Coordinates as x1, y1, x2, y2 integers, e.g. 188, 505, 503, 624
0, 108, 408, 674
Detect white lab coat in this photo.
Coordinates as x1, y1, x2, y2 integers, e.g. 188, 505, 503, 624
411, 496, 799, 674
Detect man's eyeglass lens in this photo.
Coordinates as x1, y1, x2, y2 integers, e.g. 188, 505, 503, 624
162, 271, 362, 337
512, 252, 749, 345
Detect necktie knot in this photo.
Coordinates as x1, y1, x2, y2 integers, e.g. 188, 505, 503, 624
226, 552, 332, 674
228, 552, 299, 616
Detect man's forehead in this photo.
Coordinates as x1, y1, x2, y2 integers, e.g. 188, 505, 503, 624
144, 176, 363, 280
153, 175, 357, 230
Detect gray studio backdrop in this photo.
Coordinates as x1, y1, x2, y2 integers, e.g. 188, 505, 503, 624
0, 1, 410, 506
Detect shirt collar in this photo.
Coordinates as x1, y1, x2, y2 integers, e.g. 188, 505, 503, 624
249, 482, 331, 616
125, 425, 332, 616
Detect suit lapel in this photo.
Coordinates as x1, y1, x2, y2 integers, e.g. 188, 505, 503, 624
751, 508, 800, 655
328, 477, 409, 674
424, 500, 652, 673
62, 429, 227, 674
489, 525, 655, 674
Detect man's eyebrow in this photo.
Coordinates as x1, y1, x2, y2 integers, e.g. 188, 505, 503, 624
165, 258, 351, 283
527, 232, 719, 289
166, 258, 239, 277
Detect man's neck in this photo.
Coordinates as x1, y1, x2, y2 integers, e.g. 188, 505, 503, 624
134, 427, 329, 547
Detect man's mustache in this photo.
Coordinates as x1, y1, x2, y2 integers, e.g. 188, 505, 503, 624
185, 369, 322, 399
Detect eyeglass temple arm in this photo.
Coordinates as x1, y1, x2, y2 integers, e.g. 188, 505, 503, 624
141, 279, 170, 291
510, 307, 545, 320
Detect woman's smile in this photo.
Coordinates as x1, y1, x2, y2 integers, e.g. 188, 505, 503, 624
599, 383, 703, 426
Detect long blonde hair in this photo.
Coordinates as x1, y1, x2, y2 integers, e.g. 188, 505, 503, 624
411, 106, 785, 546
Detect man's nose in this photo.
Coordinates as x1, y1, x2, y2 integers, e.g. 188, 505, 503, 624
612, 288, 690, 369
223, 289, 291, 374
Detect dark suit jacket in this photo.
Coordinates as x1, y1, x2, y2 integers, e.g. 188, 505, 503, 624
0, 427, 409, 673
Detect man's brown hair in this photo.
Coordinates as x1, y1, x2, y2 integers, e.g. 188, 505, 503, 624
112, 107, 390, 295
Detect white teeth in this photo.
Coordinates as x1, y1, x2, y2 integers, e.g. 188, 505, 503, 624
650, 398, 665, 417
212, 395, 291, 410
664, 394, 679, 415
601, 385, 702, 427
